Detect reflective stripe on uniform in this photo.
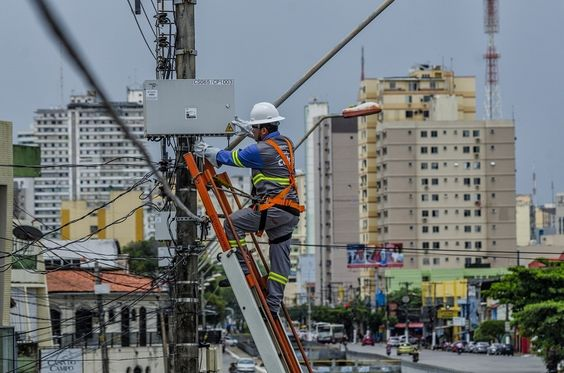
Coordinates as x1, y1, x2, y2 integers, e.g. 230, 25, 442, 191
228, 238, 246, 248
268, 271, 288, 285
252, 172, 290, 186
231, 150, 244, 167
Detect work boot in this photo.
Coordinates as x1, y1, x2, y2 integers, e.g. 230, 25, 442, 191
218, 278, 231, 288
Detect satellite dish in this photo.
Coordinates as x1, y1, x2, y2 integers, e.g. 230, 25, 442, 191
13, 225, 43, 241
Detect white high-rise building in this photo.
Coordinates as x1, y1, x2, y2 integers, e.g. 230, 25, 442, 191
30, 89, 151, 236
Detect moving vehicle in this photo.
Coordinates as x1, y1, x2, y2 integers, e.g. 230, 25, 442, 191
361, 334, 375, 346
317, 323, 345, 343
397, 343, 416, 356
386, 344, 392, 356
236, 358, 255, 372
224, 335, 238, 347
500, 343, 514, 356
399, 335, 418, 345
487, 343, 504, 355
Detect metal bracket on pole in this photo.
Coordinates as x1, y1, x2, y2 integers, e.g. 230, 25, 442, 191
175, 48, 198, 56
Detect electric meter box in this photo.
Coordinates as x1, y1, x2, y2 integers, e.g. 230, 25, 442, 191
143, 79, 236, 136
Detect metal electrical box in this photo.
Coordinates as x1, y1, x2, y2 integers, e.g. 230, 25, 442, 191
143, 79, 236, 136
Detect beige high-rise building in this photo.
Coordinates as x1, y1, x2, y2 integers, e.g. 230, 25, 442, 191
356, 65, 515, 298
374, 120, 516, 269
358, 64, 476, 245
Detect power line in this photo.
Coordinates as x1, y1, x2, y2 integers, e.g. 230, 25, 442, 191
30, 0, 203, 226
124, 0, 157, 60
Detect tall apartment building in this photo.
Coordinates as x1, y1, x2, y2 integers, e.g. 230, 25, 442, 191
375, 120, 516, 269
30, 90, 151, 236
357, 65, 515, 298
358, 64, 476, 245
313, 116, 362, 305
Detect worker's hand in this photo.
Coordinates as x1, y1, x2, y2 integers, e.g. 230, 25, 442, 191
194, 141, 220, 167
231, 117, 253, 138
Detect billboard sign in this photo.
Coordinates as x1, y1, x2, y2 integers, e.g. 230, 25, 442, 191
41, 348, 82, 373
346, 243, 404, 268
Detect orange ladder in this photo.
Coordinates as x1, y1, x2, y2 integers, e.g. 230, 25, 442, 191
184, 153, 313, 373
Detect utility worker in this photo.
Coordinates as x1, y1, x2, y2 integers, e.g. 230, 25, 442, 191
194, 102, 304, 316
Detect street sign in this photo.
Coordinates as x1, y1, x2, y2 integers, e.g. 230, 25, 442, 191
437, 309, 457, 319
452, 317, 466, 326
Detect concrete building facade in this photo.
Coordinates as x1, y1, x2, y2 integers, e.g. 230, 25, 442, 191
374, 120, 516, 269
0, 120, 14, 326
313, 116, 362, 305
358, 64, 476, 246
516, 194, 534, 246
30, 90, 151, 237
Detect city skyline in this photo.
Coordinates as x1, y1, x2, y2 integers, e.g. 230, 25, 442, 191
1, 0, 563, 203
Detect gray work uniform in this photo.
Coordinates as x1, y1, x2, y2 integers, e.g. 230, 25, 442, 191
219, 133, 301, 315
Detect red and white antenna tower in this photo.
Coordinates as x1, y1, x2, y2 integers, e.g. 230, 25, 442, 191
484, 0, 502, 119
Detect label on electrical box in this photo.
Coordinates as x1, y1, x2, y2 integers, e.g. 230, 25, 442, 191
185, 108, 197, 119
145, 89, 158, 100
193, 79, 233, 86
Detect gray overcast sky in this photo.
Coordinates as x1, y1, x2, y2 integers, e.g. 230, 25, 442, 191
1, 0, 563, 204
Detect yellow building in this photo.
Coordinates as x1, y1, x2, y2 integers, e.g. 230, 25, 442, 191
421, 279, 468, 340
60, 190, 144, 246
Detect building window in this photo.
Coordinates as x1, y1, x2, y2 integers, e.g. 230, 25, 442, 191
431, 146, 438, 154
433, 258, 440, 265
462, 130, 470, 137
464, 178, 471, 186
421, 178, 429, 185
423, 258, 430, 265
464, 225, 472, 233
432, 194, 439, 201
421, 162, 428, 170
422, 210, 429, 217
475, 225, 482, 233
473, 146, 480, 153
421, 194, 429, 202
474, 209, 482, 217
406, 110, 413, 118
432, 226, 440, 233
475, 241, 482, 249
421, 146, 428, 154
463, 146, 470, 153
431, 130, 438, 137
433, 242, 440, 249
465, 241, 472, 249
464, 194, 471, 201
421, 130, 428, 138
464, 210, 471, 217
431, 162, 439, 170
422, 226, 429, 233
473, 130, 480, 137
432, 210, 439, 217
431, 178, 439, 185
422, 242, 430, 249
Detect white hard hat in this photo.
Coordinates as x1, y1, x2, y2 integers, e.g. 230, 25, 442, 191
248, 102, 285, 126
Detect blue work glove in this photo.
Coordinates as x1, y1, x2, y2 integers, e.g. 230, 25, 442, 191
231, 117, 253, 138
194, 141, 220, 167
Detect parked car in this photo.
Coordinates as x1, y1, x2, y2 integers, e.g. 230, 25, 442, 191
487, 343, 504, 355
465, 341, 476, 353
500, 343, 514, 356
236, 358, 255, 372
387, 336, 401, 347
361, 334, 375, 346
224, 335, 238, 347
399, 335, 418, 344
397, 343, 416, 356
474, 341, 489, 354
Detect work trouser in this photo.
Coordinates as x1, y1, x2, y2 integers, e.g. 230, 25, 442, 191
223, 206, 299, 315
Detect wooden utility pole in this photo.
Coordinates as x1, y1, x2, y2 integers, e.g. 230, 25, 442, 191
173, 1, 199, 372
95, 262, 110, 373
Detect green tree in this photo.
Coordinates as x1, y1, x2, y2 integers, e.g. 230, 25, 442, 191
121, 238, 159, 276
514, 301, 564, 372
473, 320, 505, 342
484, 264, 564, 372
484, 265, 564, 312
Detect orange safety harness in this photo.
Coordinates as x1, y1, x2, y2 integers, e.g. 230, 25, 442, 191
254, 138, 305, 236
257, 138, 305, 213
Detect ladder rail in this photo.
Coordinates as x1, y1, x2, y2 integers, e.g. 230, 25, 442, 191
184, 153, 304, 372
219, 173, 314, 373
205, 170, 302, 373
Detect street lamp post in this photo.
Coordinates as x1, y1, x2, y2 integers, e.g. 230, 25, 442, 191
294, 102, 382, 151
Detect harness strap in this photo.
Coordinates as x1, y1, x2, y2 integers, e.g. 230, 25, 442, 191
256, 209, 268, 237
269, 232, 293, 245
257, 138, 305, 213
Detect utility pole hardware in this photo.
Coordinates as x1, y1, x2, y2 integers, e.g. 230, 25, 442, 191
173, 0, 199, 372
